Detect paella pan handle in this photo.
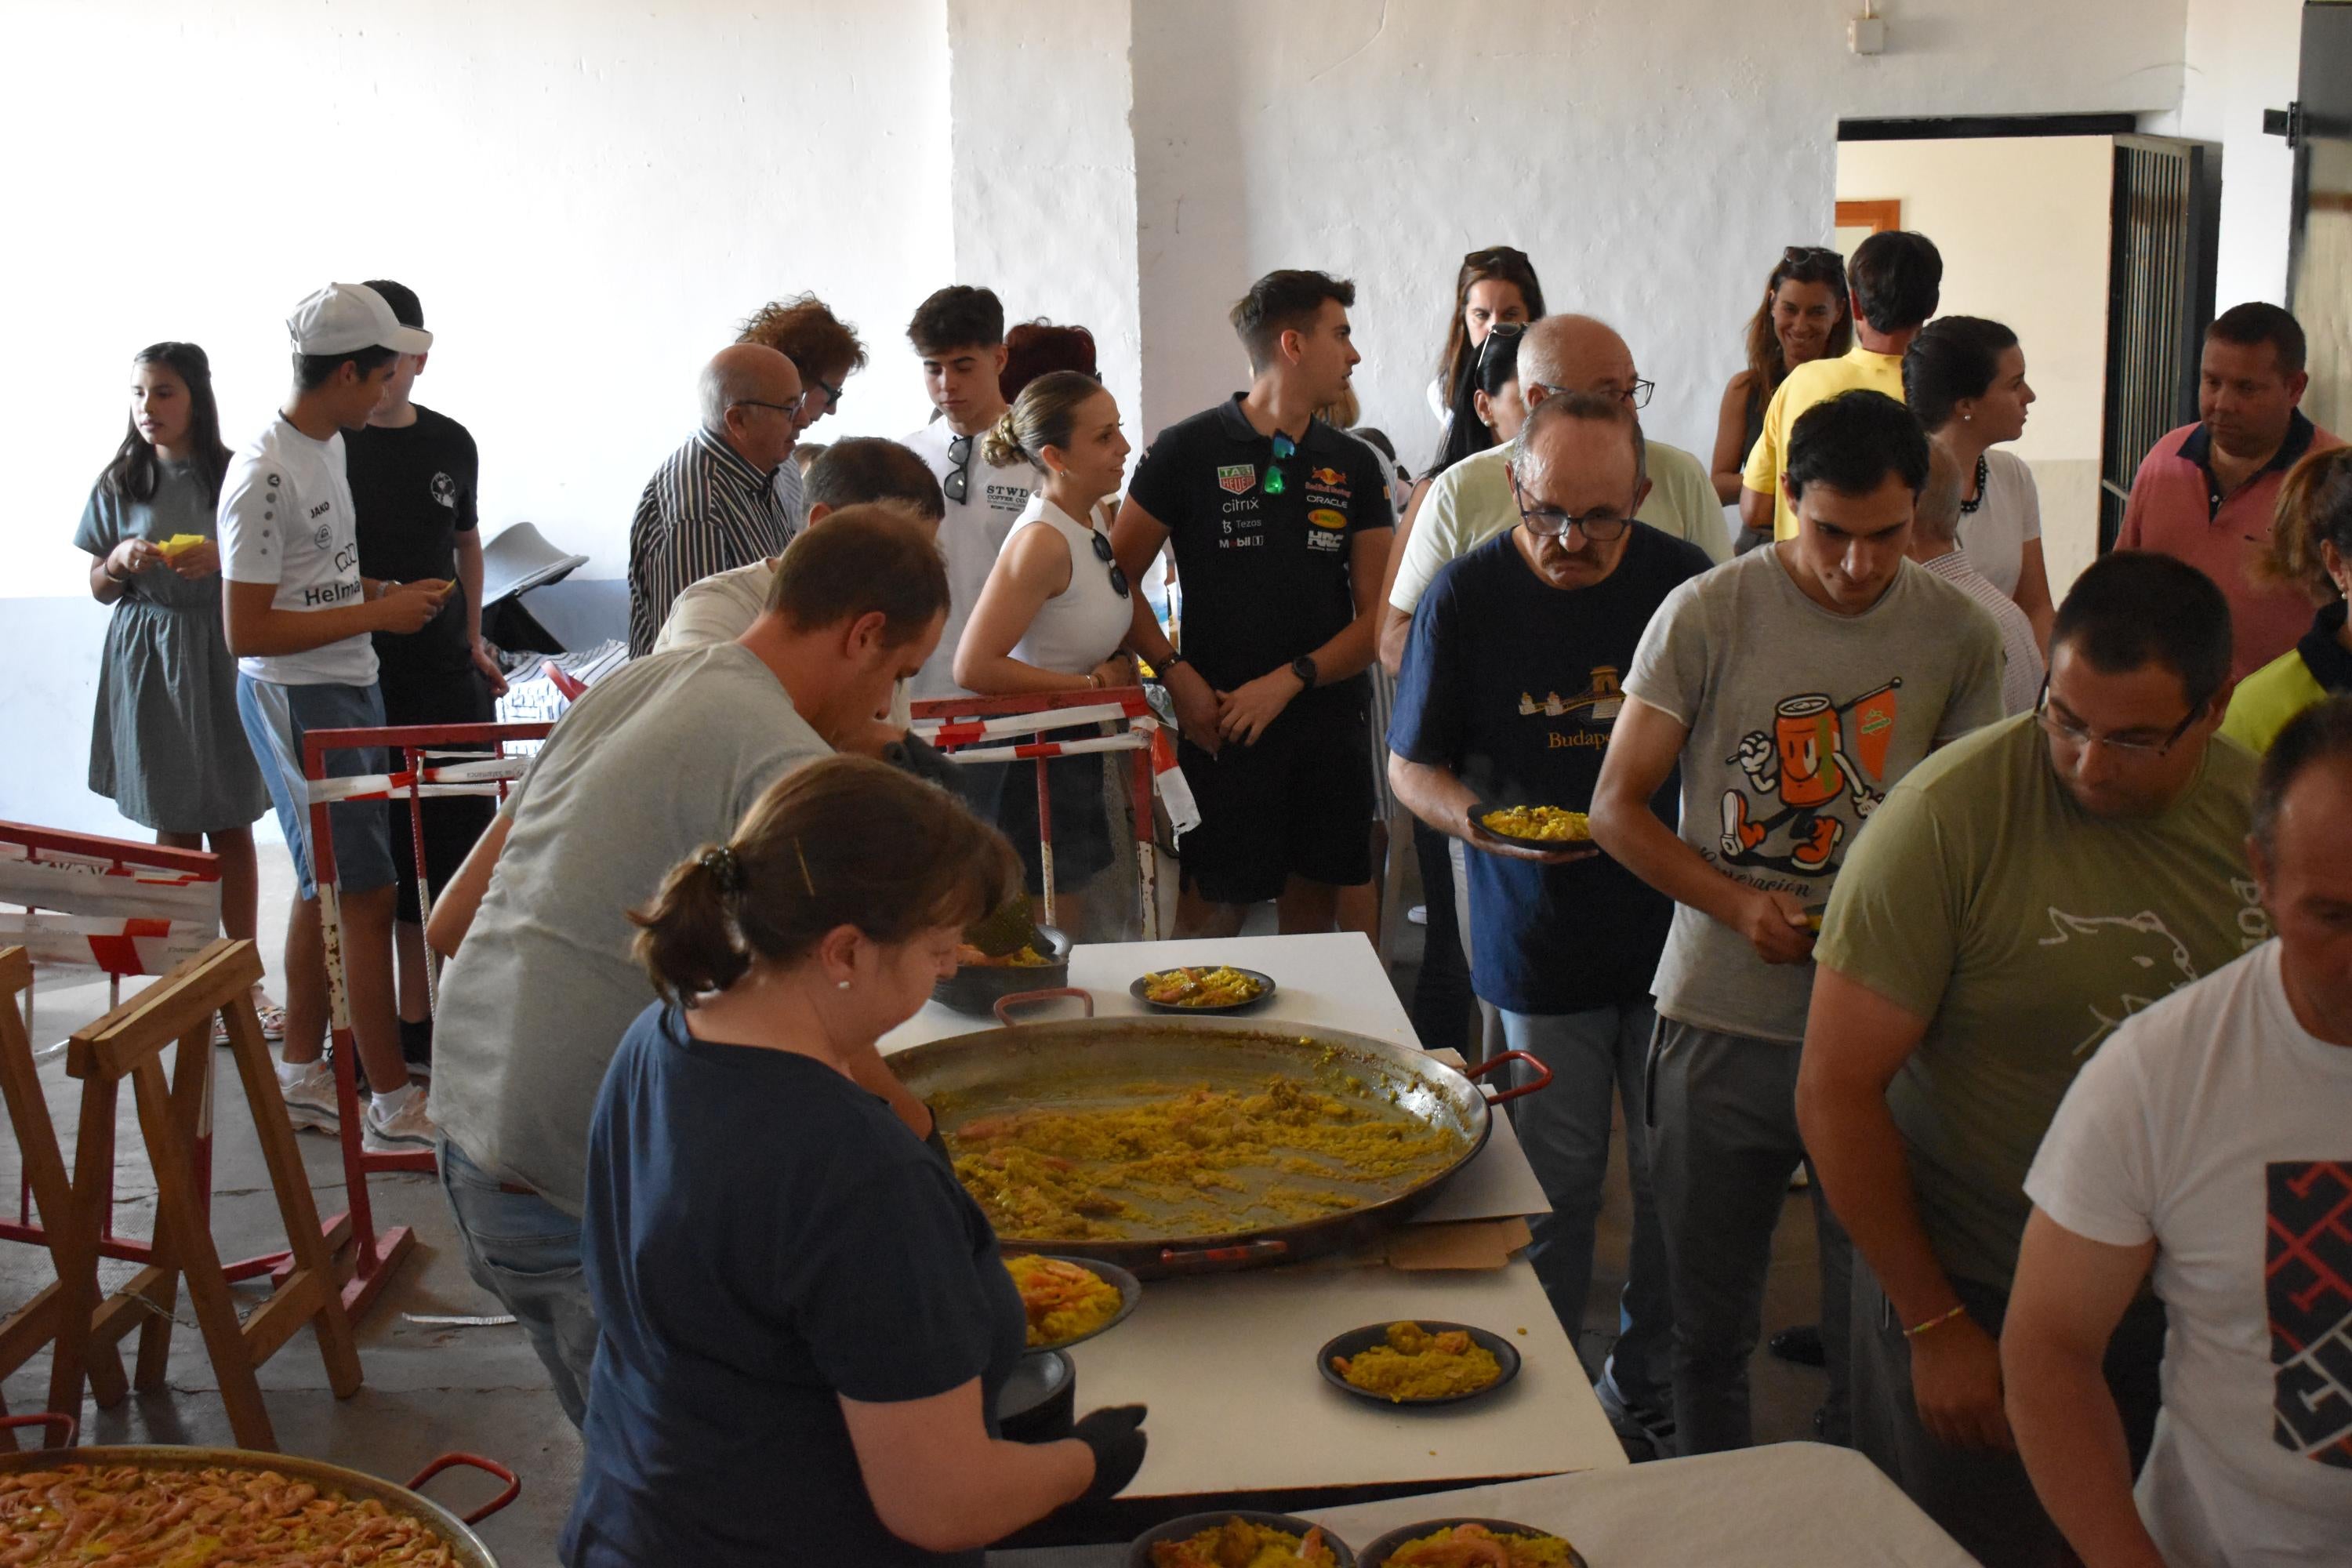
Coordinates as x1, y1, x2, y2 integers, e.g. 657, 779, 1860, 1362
405, 1452, 521, 1526
1466, 1049, 1552, 1107
1157, 1238, 1290, 1273
993, 987, 1094, 1026
0, 1411, 77, 1450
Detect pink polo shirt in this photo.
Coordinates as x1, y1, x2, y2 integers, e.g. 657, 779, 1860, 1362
2118, 412, 2343, 684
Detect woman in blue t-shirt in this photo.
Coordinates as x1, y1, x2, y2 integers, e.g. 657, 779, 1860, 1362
561, 756, 1146, 1568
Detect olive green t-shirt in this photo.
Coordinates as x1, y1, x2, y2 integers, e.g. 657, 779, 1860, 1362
1816, 715, 2272, 1291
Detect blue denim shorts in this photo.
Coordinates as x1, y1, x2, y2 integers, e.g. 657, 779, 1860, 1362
234, 673, 396, 901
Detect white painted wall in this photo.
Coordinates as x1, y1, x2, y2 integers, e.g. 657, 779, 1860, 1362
944, 0, 1144, 441
1836, 136, 2114, 596
1128, 0, 2188, 474
2, 0, 950, 834
2161, 0, 2304, 310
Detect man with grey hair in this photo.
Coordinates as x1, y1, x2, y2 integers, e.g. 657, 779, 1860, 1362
1388, 391, 1713, 1452
1911, 441, 2044, 716
1379, 313, 1730, 675
626, 343, 807, 655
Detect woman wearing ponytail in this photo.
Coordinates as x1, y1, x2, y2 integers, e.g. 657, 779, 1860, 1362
2224, 446, 2352, 753
953, 370, 1138, 935
563, 756, 1147, 1568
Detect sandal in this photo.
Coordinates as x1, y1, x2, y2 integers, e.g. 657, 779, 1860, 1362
252, 993, 288, 1043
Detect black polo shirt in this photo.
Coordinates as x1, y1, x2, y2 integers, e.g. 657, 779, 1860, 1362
1127, 394, 1392, 713
2179, 408, 2318, 518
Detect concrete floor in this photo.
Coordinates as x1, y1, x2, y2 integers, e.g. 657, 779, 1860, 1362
2, 846, 1833, 1564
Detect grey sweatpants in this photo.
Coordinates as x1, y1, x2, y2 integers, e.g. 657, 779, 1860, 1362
1647, 1016, 1852, 1454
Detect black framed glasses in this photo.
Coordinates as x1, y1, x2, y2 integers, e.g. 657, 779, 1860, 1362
1264, 430, 1299, 495
799, 374, 843, 417
1089, 528, 1131, 598
1475, 321, 1526, 376
945, 434, 973, 504
1510, 474, 1632, 543
2034, 676, 2204, 755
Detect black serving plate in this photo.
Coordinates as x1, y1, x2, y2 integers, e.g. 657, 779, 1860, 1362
1127, 1511, 1356, 1567
1009, 1254, 1144, 1353
1468, 800, 1592, 851
1316, 1319, 1523, 1408
1127, 965, 1277, 1014
996, 1347, 1075, 1442
1358, 1517, 1591, 1567
935, 925, 1073, 1016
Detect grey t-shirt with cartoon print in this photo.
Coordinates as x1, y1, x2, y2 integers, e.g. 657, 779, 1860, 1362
1623, 547, 2005, 1043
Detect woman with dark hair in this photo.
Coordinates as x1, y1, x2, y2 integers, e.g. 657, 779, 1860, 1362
1903, 314, 2056, 646
999, 320, 1098, 405
1711, 247, 1853, 519
1425, 245, 1544, 430
562, 757, 1146, 1566
2227, 446, 2352, 752
74, 341, 278, 1034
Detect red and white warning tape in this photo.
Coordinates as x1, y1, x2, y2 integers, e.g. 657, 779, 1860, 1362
304, 754, 532, 806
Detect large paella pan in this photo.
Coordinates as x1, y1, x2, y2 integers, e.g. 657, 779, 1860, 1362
893, 994, 1547, 1277
0, 1414, 517, 1568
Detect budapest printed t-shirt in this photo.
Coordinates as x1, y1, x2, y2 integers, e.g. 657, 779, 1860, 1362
218, 416, 377, 687
1125, 396, 1392, 713
1623, 549, 2005, 1042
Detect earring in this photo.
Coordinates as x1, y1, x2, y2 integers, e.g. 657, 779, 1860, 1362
837, 979, 851, 991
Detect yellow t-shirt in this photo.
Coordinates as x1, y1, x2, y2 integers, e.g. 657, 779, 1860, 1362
2220, 648, 2331, 755
1743, 346, 1908, 540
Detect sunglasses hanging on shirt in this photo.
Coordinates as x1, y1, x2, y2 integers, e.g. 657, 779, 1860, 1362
1266, 431, 1297, 495
945, 434, 974, 503
1091, 528, 1131, 598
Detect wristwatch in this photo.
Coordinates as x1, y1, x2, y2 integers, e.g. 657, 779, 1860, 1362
1290, 655, 1319, 690
1159, 649, 1189, 673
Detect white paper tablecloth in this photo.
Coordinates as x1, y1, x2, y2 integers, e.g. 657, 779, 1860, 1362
1306, 1443, 1982, 1566
885, 932, 1624, 1497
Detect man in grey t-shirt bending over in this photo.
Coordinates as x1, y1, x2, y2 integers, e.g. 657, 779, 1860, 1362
1590, 391, 2004, 1454
425, 507, 950, 1425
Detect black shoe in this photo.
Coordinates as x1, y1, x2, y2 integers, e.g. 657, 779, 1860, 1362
1769, 1324, 1826, 1367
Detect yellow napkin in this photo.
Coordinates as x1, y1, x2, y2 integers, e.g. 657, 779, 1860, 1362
156, 533, 208, 557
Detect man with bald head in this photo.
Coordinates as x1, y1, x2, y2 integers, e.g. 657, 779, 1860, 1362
626, 343, 808, 655
1380, 313, 1729, 676
1388, 391, 1715, 1450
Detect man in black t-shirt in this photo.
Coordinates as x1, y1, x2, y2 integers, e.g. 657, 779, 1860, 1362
347, 278, 503, 1071
1388, 394, 1711, 1451
1112, 270, 1393, 937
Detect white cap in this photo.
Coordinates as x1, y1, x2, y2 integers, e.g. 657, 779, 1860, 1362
285, 282, 434, 356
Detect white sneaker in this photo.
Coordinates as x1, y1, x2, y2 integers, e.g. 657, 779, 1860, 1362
1406, 904, 1429, 927
364, 1091, 439, 1152
278, 1060, 340, 1135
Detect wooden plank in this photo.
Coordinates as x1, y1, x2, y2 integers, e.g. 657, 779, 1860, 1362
45, 1072, 122, 1415
67, 938, 256, 1080
220, 987, 362, 1399
129, 1053, 274, 1450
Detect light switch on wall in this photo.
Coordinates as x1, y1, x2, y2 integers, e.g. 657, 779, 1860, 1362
1849, 15, 1886, 55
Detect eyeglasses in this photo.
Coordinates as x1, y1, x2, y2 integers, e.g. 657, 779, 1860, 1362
1510, 474, 1632, 543
945, 434, 974, 504
800, 374, 843, 417
1265, 431, 1298, 496
1089, 528, 1131, 598
1525, 376, 1655, 411
2034, 677, 2203, 755
1475, 321, 1525, 375
1782, 245, 1844, 267
731, 398, 799, 419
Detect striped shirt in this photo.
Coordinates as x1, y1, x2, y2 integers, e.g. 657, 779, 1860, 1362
1921, 547, 2044, 718
626, 429, 793, 657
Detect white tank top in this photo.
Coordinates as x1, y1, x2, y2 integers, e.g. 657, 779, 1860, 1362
1001, 494, 1132, 677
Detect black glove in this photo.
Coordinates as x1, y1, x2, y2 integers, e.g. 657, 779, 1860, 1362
1072, 1403, 1148, 1501
883, 731, 960, 789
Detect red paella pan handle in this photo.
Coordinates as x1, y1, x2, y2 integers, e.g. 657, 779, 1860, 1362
0, 1411, 78, 1450
406, 1452, 521, 1526
1465, 1050, 1552, 1107
1157, 1238, 1290, 1272
993, 987, 1094, 1026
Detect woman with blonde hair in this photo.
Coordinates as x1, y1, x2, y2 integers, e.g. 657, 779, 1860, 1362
563, 756, 1146, 1566
954, 371, 1137, 932
2224, 445, 2352, 752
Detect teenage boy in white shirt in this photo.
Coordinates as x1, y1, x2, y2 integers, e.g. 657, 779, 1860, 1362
2005, 696, 2352, 1568
222, 281, 451, 1149
900, 286, 1036, 701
